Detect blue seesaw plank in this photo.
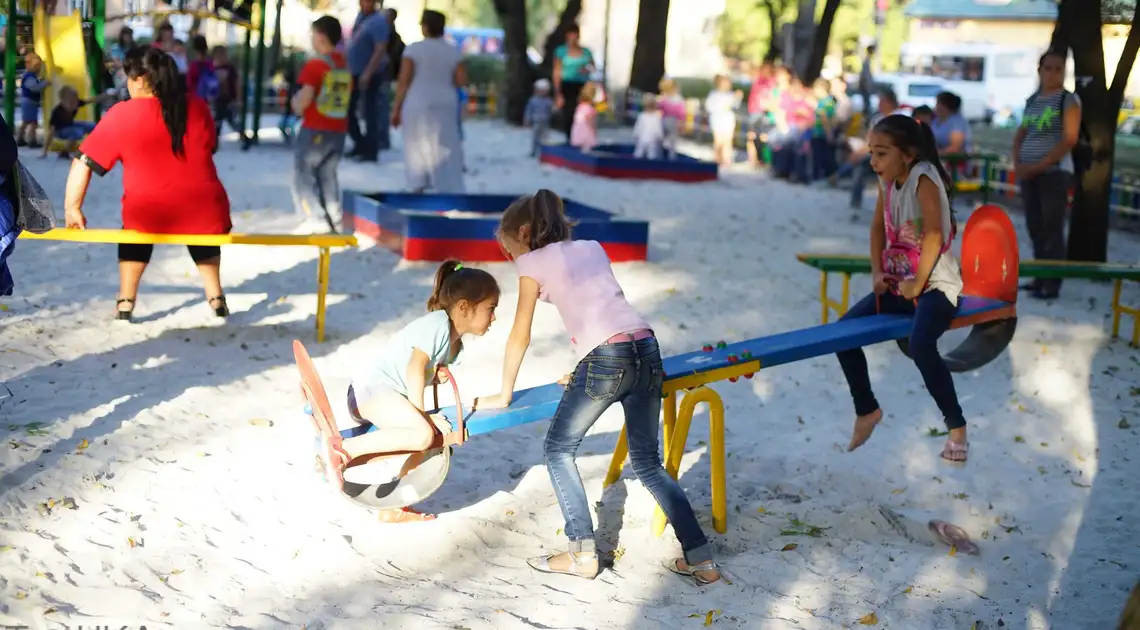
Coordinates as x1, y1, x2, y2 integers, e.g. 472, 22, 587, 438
382, 296, 1011, 436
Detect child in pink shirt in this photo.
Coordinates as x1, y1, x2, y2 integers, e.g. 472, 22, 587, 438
569, 82, 599, 152
658, 78, 687, 159
476, 189, 721, 586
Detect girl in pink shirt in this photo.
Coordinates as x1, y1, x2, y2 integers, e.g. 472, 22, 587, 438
658, 78, 687, 159
476, 189, 721, 586
569, 82, 598, 151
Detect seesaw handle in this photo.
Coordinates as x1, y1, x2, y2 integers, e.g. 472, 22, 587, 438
440, 366, 465, 446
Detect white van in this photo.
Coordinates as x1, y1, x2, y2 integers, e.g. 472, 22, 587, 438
848, 73, 948, 116
898, 42, 1042, 122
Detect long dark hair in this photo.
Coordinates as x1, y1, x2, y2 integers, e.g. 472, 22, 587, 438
426, 260, 500, 312
123, 46, 188, 158
872, 113, 954, 201
498, 189, 574, 253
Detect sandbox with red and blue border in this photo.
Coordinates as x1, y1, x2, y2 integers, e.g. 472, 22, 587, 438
341, 192, 650, 262
539, 143, 718, 182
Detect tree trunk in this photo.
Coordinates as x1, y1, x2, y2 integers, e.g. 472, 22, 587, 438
1053, 0, 1140, 262
764, 1, 782, 62
492, 0, 534, 124
628, 0, 669, 94
539, 0, 582, 79
801, 0, 841, 84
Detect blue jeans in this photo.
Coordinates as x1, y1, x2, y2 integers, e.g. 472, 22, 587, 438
835, 291, 966, 431
810, 136, 836, 180
293, 128, 346, 231
544, 336, 713, 565
55, 121, 95, 141
347, 77, 388, 157
850, 155, 872, 210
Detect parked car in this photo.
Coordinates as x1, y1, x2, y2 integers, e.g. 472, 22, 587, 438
847, 73, 948, 116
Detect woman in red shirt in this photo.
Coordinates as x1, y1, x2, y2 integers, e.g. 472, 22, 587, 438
63, 46, 232, 322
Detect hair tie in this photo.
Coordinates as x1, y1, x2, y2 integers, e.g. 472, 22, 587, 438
453, 263, 463, 270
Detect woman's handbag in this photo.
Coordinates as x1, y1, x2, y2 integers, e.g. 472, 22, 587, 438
12, 160, 57, 234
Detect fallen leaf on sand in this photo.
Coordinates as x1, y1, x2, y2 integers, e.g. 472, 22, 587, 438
0, 545, 13, 552
1119, 418, 1132, 429
688, 610, 721, 626
948, 546, 958, 557
505, 510, 514, 516
15, 592, 27, 599
902, 586, 913, 594
613, 547, 626, 562
1070, 480, 1091, 488
170, 569, 183, 575
858, 612, 878, 625
757, 507, 766, 514
77, 439, 89, 451
781, 543, 798, 551
128, 537, 138, 548
890, 488, 905, 495
249, 418, 274, 428
1014, 436, 1025, 443
0, 304, 8, 312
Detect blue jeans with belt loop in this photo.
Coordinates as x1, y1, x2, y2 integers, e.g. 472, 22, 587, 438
544, 335, 714, 564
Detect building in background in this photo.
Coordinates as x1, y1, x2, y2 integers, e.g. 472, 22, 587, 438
903, 0, 1140, 98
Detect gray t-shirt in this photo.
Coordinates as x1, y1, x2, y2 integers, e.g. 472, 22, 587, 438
1017, 89, 1081, 173
882, 161, 963, 305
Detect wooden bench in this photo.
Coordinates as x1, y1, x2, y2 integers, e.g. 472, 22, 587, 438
20, 229, 358, 342
796, 253, 1140, 346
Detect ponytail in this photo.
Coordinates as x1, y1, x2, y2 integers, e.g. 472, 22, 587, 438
123, 46, 188, 158
917, 121, 954, 201
499, 188, 574, 252
427, 260, 501, 313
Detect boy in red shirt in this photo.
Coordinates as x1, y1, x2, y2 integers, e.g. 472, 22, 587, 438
291, 15, 351, 233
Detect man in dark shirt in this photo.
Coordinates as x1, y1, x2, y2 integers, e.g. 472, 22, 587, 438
384, 8, 405, 82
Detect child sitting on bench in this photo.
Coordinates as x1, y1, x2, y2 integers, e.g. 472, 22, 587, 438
42, 86, 112, 159
322, 260, 500, 523
835, 113, 968, 464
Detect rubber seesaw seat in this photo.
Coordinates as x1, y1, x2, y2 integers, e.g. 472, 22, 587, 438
293, 205, 1020, 512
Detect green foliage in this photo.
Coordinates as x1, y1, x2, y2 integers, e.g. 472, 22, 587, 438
442, 0, 567, 42
463, 53, 506, 84
719, 0, 792, 63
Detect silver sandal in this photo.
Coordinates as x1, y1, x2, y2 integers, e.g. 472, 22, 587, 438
665, 558, 721, 586
527, 551, 600, 579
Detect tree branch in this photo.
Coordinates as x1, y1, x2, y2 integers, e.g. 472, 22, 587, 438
1108, 0, 1140, 109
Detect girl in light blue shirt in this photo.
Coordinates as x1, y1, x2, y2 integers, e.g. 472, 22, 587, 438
323, 260, 499, 522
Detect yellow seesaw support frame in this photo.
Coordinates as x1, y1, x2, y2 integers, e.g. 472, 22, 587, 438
19, 229, 357, 342
603, 359, 761, 536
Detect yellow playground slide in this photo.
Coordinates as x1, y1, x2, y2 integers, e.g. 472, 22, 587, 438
33, 6, 94, 126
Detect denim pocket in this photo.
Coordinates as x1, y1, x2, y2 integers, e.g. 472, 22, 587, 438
585, 363, 624, 401
649, 364, 666, 394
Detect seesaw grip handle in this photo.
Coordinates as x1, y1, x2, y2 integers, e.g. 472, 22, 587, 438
440, 366, 465, 446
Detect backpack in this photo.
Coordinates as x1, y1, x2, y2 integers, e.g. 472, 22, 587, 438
196, 62, 220, 103
313, 55, 352, 120
1026, 89, 1092, 174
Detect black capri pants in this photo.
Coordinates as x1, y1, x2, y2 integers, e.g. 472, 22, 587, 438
118, 243, 221, 264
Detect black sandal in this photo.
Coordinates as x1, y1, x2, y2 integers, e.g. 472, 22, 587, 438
115, 298, 135, 322
208, 295, 229, 318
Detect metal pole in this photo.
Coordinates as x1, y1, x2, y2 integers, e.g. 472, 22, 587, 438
238, 25, 253, 144
601, 0, 610, 90
4, 0, 18, 124
249, 0, 267, 144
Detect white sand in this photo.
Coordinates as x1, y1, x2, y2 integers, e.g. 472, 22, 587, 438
2, 121, 1139, 630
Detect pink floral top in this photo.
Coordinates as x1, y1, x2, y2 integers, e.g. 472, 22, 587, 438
570, 103, 597, 151
660, 95, 686, 121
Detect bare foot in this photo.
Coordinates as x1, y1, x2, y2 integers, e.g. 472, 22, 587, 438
377, 506, 437, 523
672, 559, 721, 585
848, 408, 883, 451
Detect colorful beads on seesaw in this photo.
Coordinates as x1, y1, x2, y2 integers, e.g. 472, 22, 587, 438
702, 344, 714, 352
729, 376, 738, 383
727, 354, 738, 363
741, 350, 753, 359
716, 340, 727, 349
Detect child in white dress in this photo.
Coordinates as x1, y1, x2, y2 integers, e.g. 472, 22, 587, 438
632, 95, 665, 159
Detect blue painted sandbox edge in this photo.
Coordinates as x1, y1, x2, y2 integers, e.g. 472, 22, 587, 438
541, 143, 718, 174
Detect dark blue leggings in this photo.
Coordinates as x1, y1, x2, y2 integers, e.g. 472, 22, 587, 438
835, 290, 966, 431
